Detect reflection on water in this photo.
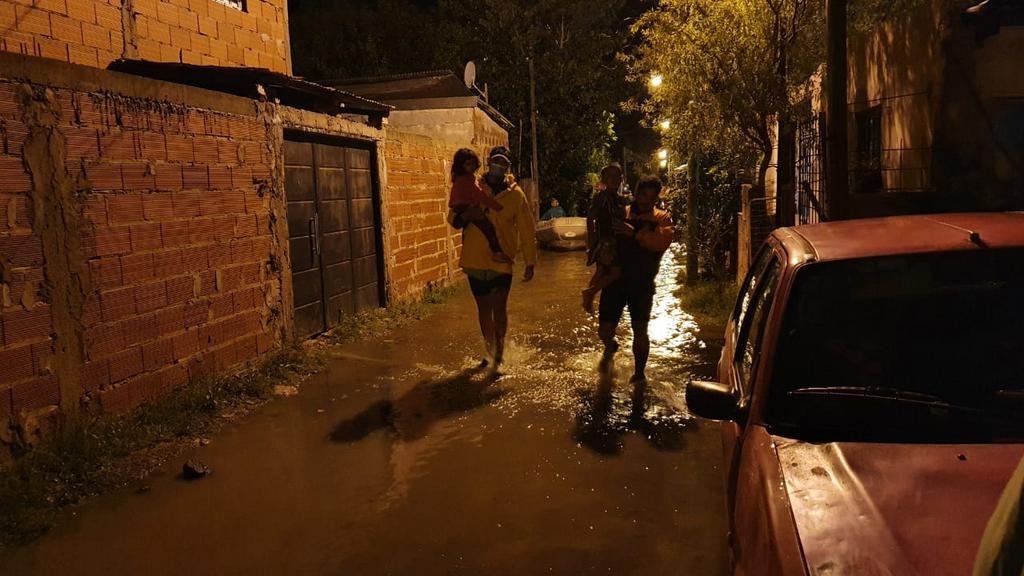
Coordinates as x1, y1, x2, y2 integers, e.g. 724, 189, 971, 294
648, 245, 702, 353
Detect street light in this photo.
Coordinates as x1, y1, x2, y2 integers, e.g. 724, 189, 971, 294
659, 119, 671, 130
657, 148, 669, 160
659, 159, 669, 168
649, 74, 663, 88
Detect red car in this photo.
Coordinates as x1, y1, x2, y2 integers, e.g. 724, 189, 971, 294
688, 213, 1024, 576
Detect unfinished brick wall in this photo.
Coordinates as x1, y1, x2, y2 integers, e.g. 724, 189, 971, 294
382, 129, 460, 302
0, 63, 290, 432
0, 115, 52, 422
0, 0, 290, 73
75, 104, 277, 414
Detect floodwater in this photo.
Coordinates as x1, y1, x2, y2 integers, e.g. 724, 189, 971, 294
0, 247, 729, 575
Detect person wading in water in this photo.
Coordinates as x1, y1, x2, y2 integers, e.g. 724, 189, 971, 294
448, 146, 537, 371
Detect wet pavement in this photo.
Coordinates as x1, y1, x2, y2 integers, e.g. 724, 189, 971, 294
0, 246, 729, 575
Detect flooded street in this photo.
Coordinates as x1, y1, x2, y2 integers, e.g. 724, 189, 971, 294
1, 247, 729, 575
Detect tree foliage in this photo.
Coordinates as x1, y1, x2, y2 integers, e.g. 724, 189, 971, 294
628, 0, 822, 185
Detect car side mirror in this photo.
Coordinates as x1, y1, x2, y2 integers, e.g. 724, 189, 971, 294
687, 380, 740, 421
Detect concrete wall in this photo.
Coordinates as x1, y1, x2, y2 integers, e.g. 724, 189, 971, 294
388, 108, 475, 143
840, 0, 1024, 215
0, 0, 290, 73
845, 0, 947, 213
388, 106, 510, 161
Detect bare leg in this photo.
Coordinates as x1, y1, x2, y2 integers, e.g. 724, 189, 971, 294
491, 288, 510, 365
631, 317, 650, 382
598, 321, 619, 373
474, 293, 496, 363
583, 266, 622, 314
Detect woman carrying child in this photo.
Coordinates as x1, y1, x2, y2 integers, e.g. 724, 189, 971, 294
447, 146, 537, 371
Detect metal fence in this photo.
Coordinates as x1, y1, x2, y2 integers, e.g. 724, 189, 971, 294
796, 113, 827, 225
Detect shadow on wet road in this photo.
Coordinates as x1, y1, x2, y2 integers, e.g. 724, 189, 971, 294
329, 367, 506, 443
573, 366, 697, 456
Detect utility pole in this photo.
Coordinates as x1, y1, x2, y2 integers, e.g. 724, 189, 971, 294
825, 0, 849, 220
528, 54, 541, 200
686, 153, 699, 286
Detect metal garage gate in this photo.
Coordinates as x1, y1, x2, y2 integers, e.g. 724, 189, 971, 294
284, 136, 384, 338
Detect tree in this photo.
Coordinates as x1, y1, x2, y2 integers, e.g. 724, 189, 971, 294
629, 0, 823, 188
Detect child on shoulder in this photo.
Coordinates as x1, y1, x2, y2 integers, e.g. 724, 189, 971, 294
449, 148, 512, 264
583, 164, 627, 313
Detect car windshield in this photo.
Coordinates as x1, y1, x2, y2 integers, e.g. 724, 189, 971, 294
768, 248, 1024, 442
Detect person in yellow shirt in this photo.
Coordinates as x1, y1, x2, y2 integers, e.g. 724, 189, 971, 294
447, 147, 537, 370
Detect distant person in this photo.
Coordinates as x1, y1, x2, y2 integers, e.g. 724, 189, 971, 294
597, 175, 673, 384
582, 164, 627, 314
541, 198, 566, 220
449, 148, 512, 264
448, 146, 537, 370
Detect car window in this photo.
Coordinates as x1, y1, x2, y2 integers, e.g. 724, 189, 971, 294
734, 245, 775, 329
768, 248, 1024, 442
734, 254, 782, 394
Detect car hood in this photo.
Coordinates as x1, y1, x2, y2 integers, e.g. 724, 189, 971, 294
775, 437, 1024, 576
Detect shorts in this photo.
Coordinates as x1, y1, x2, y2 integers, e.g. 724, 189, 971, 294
598, 280, 654, 326
465, 268, 513, 297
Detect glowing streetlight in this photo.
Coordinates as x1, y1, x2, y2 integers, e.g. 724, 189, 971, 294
659, 159, 669, 168
659, 119, 671, 130
657, 148, 669, 160
649, 74, 664, 88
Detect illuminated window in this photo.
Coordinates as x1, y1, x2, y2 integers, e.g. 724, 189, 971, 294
213, 0, 246, 11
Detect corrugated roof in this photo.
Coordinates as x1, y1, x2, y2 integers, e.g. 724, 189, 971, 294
324, 71, 472, 102
324, 70, 455, 85
322, 70, 513, 129
108, 60, 392, 116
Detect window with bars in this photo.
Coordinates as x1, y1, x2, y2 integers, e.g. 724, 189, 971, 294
213, 0, 246, 11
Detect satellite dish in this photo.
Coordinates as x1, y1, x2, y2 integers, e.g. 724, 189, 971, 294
464, 61, 477, 90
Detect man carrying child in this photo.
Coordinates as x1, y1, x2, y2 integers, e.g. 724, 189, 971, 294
588, 173, 674, 384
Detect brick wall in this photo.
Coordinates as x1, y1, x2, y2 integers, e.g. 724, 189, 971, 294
382, 129, 458, 302
0, 57, 291, 432
75, 102, 277, 413
0, 124, 52, 421
0, 0, 290, 73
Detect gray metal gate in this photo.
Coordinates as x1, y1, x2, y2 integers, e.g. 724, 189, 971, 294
284, 137, 383, 338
